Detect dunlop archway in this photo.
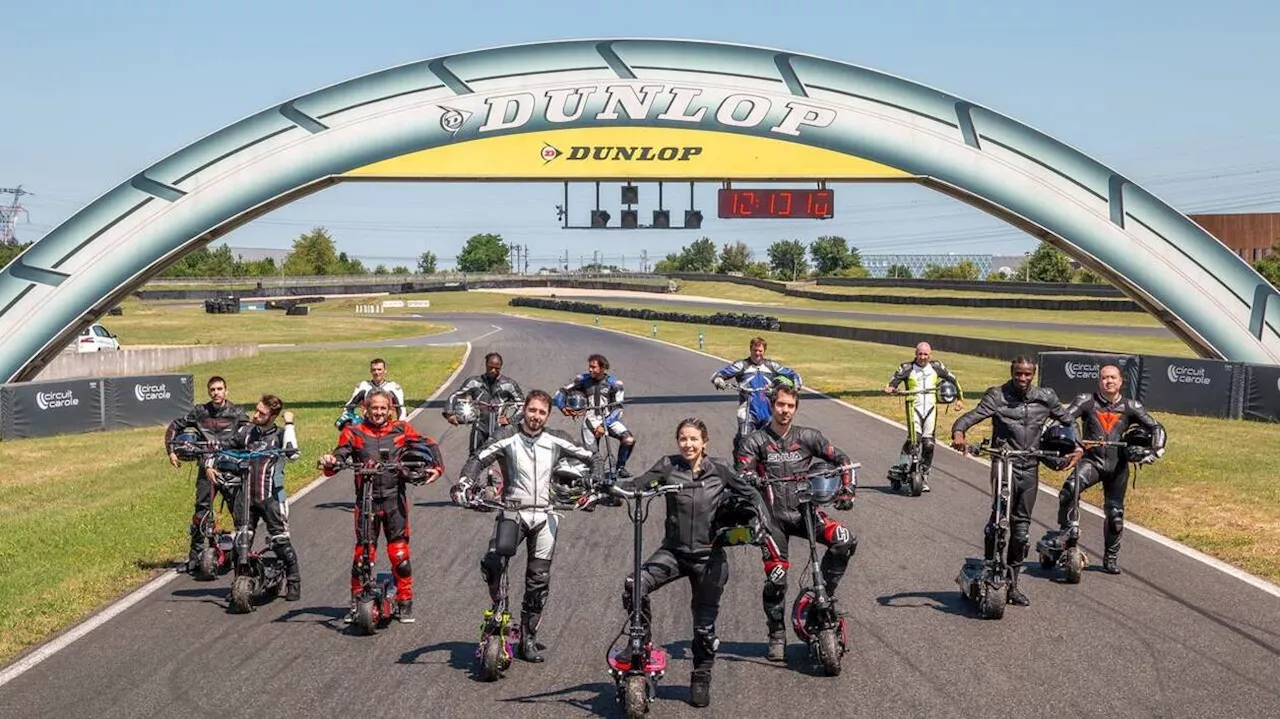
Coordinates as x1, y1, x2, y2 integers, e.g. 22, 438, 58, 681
2, 38, 1278, 382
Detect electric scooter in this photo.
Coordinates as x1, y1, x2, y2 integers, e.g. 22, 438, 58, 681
331, 450, 431, 635
718, 380, 773, 452
1036, 439, 1135, 584
215, 448, 290, 615
453, 397, 520, 507
957, 440, 1058, 619
886, 387, 940, 497
171, 431, 232, 580
601, 478, 706, 717
754, 462, 860, 677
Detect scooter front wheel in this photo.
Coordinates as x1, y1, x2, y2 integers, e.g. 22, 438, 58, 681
353, 599, 379, 636
196, 547, 218, 581
908, 468, 924, 497
479, 634, 506, 682
978, 586, 1006, 620
816, 628, 843, 676
229, 575, 254, 614
622, 674, 649, 719
1064, 547, 1086, 584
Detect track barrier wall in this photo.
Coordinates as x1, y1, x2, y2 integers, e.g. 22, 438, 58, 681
1, 373, 195, 440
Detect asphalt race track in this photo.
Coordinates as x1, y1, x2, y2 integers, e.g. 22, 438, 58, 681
1, 314, 1276, 718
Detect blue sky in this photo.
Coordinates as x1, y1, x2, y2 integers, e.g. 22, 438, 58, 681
4, 0, 1278, 270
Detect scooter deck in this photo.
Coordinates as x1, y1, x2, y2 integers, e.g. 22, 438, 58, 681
608, 646, 668, 675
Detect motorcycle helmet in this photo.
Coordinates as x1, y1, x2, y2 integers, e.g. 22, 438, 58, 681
803, 470, 844, 506
713, 495, 764, 547
334, 408, 363, 431
450, 396, 479, 424
171, 430, 205, 461
562, 391, 590, 413
551, 458, 590, 503
936, 380, 959, 404
1039, 424, 1078, 456
398, 441, 437, 475
1122, 425, 1153, 462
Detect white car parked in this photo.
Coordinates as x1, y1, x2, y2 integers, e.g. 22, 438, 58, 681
75, 323, 121, 353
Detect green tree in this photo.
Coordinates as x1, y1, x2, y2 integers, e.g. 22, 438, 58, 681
0, 241, 31, 269
1072, 267, 1105, 284
457, 233, 510, 273
417, 251, 438, 274
653, 252, 681, 273
1255, 255, 1280, 289
1023, 242, 1074, 282
767, 239, 809, 280
679, 236, 718, 273
921, 260, 981, 280
808, 235, 861, 275
336, 252, 367, 275
239, 257, 278, 277
744, 261, 772, 279
391, 265, 411, 275
831, 265, 870, 278
717, 241, 752, 274
373, 264, 390, 275
886, 264, 913, 279
282, 227, 343, 275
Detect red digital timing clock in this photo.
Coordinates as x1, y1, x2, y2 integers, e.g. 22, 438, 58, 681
717, 188, 834, 219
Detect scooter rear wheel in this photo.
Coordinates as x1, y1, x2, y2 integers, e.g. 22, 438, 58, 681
229, 575, 254, 614
622, 674, 649, 719
196, 547, 218, 581
479, 634, 506, 682
908, 468, 924, 497
816, 628, 843, 676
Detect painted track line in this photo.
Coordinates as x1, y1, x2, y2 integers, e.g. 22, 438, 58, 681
514, 313, 1280, 600
0, 342, 475, 688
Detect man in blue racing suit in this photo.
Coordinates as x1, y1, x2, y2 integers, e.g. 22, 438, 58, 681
553, 353, 636, 478
711, 337, 802, 452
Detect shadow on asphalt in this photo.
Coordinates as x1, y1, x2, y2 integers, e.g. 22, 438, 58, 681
501, 680, 700, 717
876, 590, 974, 618
399, 641, 480, 677
312, 501, 355, 512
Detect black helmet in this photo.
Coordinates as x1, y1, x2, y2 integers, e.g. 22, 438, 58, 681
713, 495, 764, 547
551, 458, 590, 503
1122, 425, 1153, 462
171, 430, 205, 461
1039, 424, 1078, 456
398, 441, 436, 476
562, 391, 590, 413
936, 380, 959, 404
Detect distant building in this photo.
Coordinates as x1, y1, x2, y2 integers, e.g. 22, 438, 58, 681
1189, 213, 1279, 263
861, 253, 995, 278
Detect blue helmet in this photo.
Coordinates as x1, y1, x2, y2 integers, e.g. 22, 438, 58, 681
171, 430, 205, 461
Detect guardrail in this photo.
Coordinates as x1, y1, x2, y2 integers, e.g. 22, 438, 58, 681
816, 276, 1125, 297
0, 373, 196, 440
34, 345, 260, 382
143, 271, 670, 289
138, 276, 676, 302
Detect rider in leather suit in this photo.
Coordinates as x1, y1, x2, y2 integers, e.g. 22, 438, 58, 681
951, 356, 1078, 607
443, 352, 526, 456
211, 395, 302, 601
346, 358, 408, 421
453, 389, 598, 663
883, 342, 964, 492
734, 383, 856, 663
165, 375, 248, 572
1050, 364, 1166, 574
619, 418, 757, 708
553, 353, 635, 477
711, 337, 802, 452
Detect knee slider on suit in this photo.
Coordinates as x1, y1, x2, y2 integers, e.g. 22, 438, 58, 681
480, 552, 505, 584
525, 558, 552, 613
1106, 506, 1125, 535
693, 623, 719, 655
763, 560, 789, 588
388, 541, 411, 577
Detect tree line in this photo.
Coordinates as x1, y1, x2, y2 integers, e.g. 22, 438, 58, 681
8, 224, 1272, 287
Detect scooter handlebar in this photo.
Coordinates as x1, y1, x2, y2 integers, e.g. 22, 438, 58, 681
607, 478, 706, 500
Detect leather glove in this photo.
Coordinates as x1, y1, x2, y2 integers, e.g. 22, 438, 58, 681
833, 486, 855, 511
1139, 453, 1158, 465
451, 478, 474, 507
712, 376, 727, 390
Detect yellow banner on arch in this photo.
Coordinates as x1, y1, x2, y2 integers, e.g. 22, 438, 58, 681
342, 127, 911, 180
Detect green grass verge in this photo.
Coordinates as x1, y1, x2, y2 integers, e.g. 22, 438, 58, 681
672, 280, 1162, 327
498, 307, 1280, 584
0, 346, 464, 667
102, 298, 446, 346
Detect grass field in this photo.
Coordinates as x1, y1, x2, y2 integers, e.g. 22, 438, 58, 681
100, 298, 445, 346
0, 346, 464, 667
483, 306, 1280, 584
672, 280, 1163, 327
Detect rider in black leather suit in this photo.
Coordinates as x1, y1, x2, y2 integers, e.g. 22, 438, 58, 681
951, 356, 1077, 607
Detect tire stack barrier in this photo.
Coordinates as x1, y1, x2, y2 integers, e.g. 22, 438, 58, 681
508, 297, 781, 331
202, 296, 241, 314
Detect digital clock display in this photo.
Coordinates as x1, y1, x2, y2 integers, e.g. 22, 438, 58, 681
717, 188, 834, 219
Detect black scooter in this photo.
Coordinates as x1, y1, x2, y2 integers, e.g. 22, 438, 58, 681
601, 478, 703, 718
171, 433, 232, 580
1036, 439, 1135, 584
754, 462, 860, 677
957, 440, 1059, 619
215, 448, 289, 615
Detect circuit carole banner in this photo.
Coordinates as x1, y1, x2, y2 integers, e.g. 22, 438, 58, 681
342, 127, 913, 180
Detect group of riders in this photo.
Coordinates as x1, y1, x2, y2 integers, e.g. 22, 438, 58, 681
164, 339, 1166, 708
